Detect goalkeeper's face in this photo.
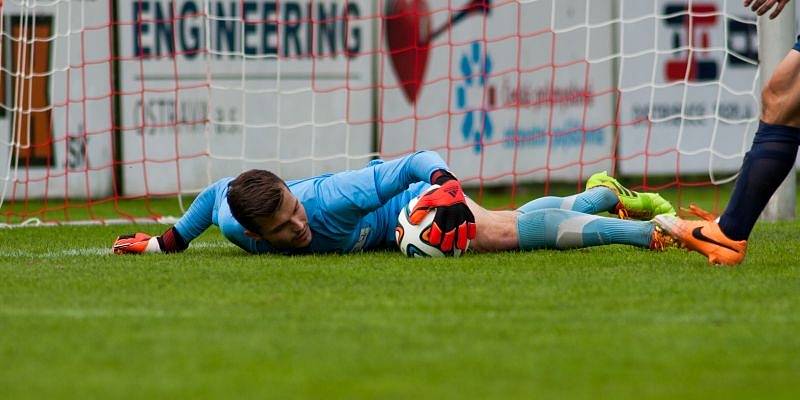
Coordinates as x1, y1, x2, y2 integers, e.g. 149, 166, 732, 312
250, 188, 312, 248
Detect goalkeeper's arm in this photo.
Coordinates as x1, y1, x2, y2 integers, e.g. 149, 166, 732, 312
113, 226, 188, 254
112, 179, 226, 255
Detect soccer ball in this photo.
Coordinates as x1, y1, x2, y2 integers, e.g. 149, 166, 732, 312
395, 186, 468, 258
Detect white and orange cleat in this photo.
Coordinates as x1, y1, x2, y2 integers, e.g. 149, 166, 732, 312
649, 223, 677, 251
653, 212, 747, 265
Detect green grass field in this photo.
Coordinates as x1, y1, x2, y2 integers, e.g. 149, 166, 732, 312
2, 185, 800, 399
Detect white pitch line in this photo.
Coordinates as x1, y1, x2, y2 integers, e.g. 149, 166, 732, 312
1, 242, 231, 259
1, 247, 111, 258
0, 307, 198, 319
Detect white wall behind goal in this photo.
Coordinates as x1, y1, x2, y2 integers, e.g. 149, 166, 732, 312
1, 0, 780, 201
617, 0, 760, 180
0, 1, 114, 200
380, 0, 617, 185
117, 0, 374, 196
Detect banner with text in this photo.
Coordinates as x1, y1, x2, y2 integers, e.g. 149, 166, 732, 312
118, 0, 374, 195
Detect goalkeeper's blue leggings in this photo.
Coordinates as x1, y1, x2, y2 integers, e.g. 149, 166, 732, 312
515, 188, 654, 250
516, 187, 619, 215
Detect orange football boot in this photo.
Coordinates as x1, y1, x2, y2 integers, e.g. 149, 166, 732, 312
653, 212, 747, 265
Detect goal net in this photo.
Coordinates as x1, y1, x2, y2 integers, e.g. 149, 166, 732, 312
0, 0, 762, 225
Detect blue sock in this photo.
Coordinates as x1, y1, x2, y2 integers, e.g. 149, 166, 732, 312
719, 121, 800, 240
516, 208, 654, 250
516, 187, 618, 215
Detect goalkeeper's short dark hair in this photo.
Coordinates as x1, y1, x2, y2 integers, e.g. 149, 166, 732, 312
227, 169, 287, 235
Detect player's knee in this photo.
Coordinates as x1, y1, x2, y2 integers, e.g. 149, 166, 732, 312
761, 81, 791, 125
571, 196, 592, 212
761, 84, 778, 114
541, 208, 571, 228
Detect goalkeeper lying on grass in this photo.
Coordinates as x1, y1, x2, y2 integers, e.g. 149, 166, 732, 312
113, 151, 676, 255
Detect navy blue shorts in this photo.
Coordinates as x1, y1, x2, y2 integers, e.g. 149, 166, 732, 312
794, 35, 800, 52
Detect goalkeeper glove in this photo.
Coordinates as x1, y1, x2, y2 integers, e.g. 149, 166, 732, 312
409, 170, 477, 252
112, 233, 160, 254
112, 227, 187, 254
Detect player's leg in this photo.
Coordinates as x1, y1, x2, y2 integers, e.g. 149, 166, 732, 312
717, 48, 800, 241
466, 198, 520, 252
467, 199, 673, 253
761, 48, 800, 126
516, 172, 674, 220
516, 209, 669, 251
658, 46, 800, 265
516, 188, 618, 215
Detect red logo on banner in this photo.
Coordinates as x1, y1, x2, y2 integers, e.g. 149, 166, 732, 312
664, 2, 720, 82
385, 0, 491, 104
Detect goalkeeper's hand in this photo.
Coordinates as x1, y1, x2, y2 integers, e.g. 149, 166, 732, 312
409, 170, 477, 252
113, 227, 188, 255
112, 233, 162, 254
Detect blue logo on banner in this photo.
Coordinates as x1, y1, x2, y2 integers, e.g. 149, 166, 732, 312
455, 41, 493, 153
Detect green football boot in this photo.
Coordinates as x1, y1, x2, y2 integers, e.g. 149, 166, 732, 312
586, 171, 676, 220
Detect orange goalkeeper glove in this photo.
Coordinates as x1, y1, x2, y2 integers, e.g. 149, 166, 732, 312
112, 233, 160, 254
409, 170, 477, 253
112, 227, 187, 254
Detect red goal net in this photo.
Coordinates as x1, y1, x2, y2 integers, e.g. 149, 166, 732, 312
0, 0, 760, 226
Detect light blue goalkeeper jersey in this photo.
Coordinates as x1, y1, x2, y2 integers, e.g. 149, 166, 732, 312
172, 151, 447, 254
